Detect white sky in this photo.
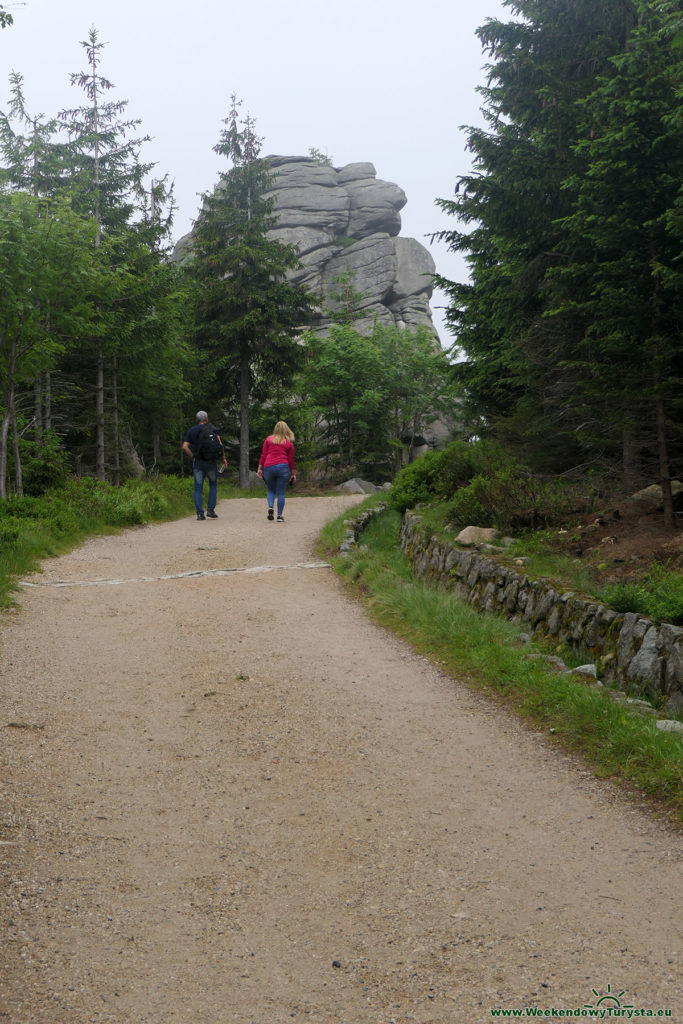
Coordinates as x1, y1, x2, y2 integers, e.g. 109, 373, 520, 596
3, 0, 508, 344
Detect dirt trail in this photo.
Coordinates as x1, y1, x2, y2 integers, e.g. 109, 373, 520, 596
0, 496, 680, 1024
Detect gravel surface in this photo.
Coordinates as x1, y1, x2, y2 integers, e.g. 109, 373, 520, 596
0, 495, 680, 1024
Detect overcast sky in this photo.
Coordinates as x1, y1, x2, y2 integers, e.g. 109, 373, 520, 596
3, 0, 509, 343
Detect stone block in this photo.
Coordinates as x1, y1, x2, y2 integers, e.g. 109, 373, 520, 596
455, 526, 498, 546
547, 604, 562, 635
656, 719, 683, 734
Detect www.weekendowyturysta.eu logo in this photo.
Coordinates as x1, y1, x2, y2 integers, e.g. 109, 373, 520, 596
490, 982, 674, 1018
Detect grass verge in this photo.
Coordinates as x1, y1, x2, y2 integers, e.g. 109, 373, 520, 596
0, 474, 256, 608
318, 502, 683, 825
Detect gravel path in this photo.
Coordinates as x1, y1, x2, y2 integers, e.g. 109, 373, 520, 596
0, 496, 680, 1024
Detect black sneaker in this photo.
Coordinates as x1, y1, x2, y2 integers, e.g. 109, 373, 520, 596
206, 510, 218, 519
197, 512, 206, 520
277, 515, 285, 522
267, 507, 274, 520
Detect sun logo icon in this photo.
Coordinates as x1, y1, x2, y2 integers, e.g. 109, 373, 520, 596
584, 983, 634, 1011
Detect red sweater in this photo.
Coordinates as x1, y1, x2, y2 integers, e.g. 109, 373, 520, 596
259, 437, 295, 472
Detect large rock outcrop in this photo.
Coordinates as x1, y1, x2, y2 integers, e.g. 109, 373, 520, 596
265, 156, 437, 336
175, 156, 439, 339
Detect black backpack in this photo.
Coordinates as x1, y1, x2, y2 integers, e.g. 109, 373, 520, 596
195, 424, 223, 461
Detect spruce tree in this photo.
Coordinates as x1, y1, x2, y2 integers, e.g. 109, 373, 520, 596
0, 192, 106, 498
435, 0, 640, 467
0, 72, 67, 198
189, 96, 313, 487
546, 0, 683, 521
0, 72, 70, 480
59, 28, 173, 481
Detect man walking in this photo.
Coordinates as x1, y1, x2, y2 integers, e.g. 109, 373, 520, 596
182, 411, 228, 520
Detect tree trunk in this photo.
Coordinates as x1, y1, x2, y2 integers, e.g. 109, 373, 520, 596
95, 351, 106, 481
34, 374, 43, 441
622, 424, 640, 494
348, 413, 354, 468
44, 371, 52, 431
11, 400, 23, 497
0, 402, 10, 500
112, 357, 120, 486
656, 394, 675, 530
152, 420, 161, 465
239, 344, 250, 488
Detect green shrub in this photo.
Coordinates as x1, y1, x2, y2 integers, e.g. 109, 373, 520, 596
19, 431, 70, 496
439, 460, 600, 535
38, 497, 80, 536
0, 520, 20, 543
602, 582, 644, 615
444, 484, 489, 529
3, 495, 40, 518
0, 475, 194, 606
604, 563, 683, 625
389, 441, 483, 512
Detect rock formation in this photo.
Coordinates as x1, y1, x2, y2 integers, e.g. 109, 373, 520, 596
265, 156, 438, 336
175, 155, 439, 339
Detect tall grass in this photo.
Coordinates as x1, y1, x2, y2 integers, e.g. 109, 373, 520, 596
604, 563, 683, 625
0, 475, 234, 606
319, 504, 683, 823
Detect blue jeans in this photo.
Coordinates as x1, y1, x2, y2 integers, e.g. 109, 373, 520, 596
263, 462, 290, 516
193, 459, 218, 514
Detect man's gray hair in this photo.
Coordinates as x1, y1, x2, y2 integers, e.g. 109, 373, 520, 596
196, 410, 208, 423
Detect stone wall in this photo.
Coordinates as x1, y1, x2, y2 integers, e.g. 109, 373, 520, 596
339, 502, 387, 552
399, 513, 683, 713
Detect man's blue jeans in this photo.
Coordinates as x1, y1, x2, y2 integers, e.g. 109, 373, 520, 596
263, 462, 290, 516
193, 459, 218, 514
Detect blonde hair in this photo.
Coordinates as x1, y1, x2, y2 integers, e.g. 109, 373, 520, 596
269, 420, 294, 445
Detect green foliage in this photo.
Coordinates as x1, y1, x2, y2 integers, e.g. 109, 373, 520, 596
390, 438, 605, 535
187, 95, 313, 486
446, 466, 596, 533
60, 27, 153, 235
300, 321, 456, 480
0, 72, 66, 197
308, 147, 332, 165
436, 0, 683, 488
0, 191, 108, 496
18, 430, 70, 496
325, 268, 367, 324
444, 482, 489, 529
388, 440, 491, 513
543, 0, 683, 501
389, 449, 455, 512
604, 564, 683, 626
0, 519, 19, 542
0, 35, 188, 495
0, 475, 192, 604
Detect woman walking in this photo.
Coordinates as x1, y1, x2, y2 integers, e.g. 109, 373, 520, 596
256, 421, 296, 522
